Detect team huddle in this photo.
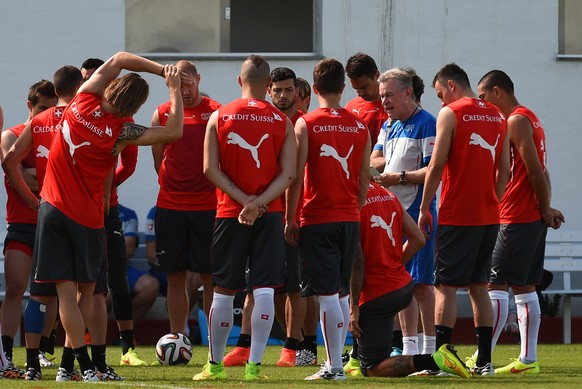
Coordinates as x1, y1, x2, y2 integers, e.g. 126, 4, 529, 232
0, 50, 564, 382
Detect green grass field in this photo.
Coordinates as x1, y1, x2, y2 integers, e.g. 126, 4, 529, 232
2, 344, 581, 388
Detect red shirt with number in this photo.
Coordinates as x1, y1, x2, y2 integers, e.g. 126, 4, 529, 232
499, 106, 546, 224
345, 97, 387, 145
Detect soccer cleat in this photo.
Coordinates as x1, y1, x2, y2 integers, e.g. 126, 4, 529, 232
276, 347, 297, 367
99, 365, 124, 381
39, 351, 56, 367
120, 348, 147, 366
24, 367, 42, 381
343, 356, 363, 377
305, 365, 347, 381
296, 349, 318, 366
495, 359, 539, 375
390, 346, 403, 357
341, 350, 350, 363
150, 360, 162, 366
193, 361, 226, 381
1, 359, 25, 379
244, 361, 268, 381
55, 367, 82, 381
223, 346, 249, 367
408, 369, 441, 377
82, 369, 101, 382
465, 352, 477, 369
432, 344, 471, 379
471, 362, 495, 376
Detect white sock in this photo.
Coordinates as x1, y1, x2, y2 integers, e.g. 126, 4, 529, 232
515, 292, 540, 363
402, 336, 419, 355
318, 294, 344, 370
489, 290, 509, 355
208, 293, 234, 363
422, 335, 436, 354
339, 295, 350, 347
249, 288, 275, 364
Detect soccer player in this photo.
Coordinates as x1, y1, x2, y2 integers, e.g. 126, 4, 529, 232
23, 52, 186, 381
418, 63, 510, 376
295, 77, 312, 113
151, 60, 221, 335
349, 181, 470, 378
286, 58, 371, 380
345, 53, 388, 145
193, 55, 296, 381
369, 68, 437, 356
476, 70, 564, 374
0, 79, 57, 379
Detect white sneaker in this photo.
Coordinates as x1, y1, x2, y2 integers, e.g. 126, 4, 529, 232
305, 365, 346, 381
39, 352, 56, 367
82, 369, 101, 382
471, 362, 495, 376
55, 367, 81, 382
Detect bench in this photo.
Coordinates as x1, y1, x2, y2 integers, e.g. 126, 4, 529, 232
543, 230, 582, 344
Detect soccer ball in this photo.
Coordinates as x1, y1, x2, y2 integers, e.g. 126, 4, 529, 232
155, 333, 192, 365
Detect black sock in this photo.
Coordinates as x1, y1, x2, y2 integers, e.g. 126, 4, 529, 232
74, 346, 94, 373
413, 354, 439, 371
303, 335, 317, 355
350, 341, 360, 359
45, 329, 57, 355
236, 333, 251, 349
60, 347, 75, 372
2, 336, 13, 359
90, 344, 107, 372
26, 348, 41, 371
392, 330, 403, 350
284, 337, 300, 351
39, 336, 51, 354
120, 330, 135, 355
435, 325, 453, 349
475, 326, 492, 367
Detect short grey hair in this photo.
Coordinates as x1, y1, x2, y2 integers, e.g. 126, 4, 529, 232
378, 68, 413, 91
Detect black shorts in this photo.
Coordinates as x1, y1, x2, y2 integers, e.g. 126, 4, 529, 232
104, 206, 130, 295
435, 224, 498, 287
276, 241, 301, 294
34, 201, 105, 284
299, 222, 359, 296
155, 208, 215, 274
3, 223, 36, 254
358, 282, 413, 374
490, 221, 547, 287
211, 213, 285, 291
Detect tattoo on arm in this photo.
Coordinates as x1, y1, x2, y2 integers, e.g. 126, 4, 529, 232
350, 244, 365, 305
118, 122, 147, 142
220, 171, 241, 193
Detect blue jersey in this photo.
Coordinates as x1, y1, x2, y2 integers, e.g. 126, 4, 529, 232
118, 204, 139, 240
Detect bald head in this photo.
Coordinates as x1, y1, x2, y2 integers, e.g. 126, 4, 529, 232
175, 60, 198, 76
240, 55, 270, 87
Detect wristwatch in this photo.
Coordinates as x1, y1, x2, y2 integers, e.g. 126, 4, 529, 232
399, 171, 407, 185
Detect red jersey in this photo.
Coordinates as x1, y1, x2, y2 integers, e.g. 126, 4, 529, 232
438, 98, 507, 226
216, 98, 287, 218
157, 97, 221, 211
30, 106, 64, 189
499, 106, 546, 223
110, 144, 138, 208
41, 92, 126, 229
359, 182, 411, 305
300, 108, 369, 226
345, 97, 387, 145
4, 124, 38, 224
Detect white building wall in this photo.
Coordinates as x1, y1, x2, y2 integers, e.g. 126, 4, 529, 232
0, 0, 579, 238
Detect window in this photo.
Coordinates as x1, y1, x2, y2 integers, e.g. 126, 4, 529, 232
558, 0, 582, 58
126, 0, 319, 57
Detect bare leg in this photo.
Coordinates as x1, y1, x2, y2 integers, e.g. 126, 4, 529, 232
132, 274, 159, 323
167, 271, 188, 333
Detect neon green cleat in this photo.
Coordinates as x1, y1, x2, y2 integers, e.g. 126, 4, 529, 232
495, 359, 539, 374
244, 361, 268, 381
193, 361, 226, 381
465, 351, 478, 369
120, 349, 147, 366
343, 356, 363, 377
432, 344, 471, 379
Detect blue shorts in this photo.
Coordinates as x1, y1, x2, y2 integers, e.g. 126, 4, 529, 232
405, 203, 436, 285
